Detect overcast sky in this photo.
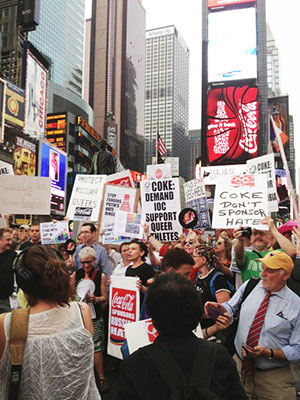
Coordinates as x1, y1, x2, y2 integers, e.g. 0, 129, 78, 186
86, 0, 300, 175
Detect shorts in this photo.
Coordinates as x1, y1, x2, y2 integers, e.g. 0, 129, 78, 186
92, 317, 104, 353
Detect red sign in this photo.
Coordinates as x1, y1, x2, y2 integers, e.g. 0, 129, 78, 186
206, 86, 259, 164
208, 0, 256, 7
110, 287, 137, 345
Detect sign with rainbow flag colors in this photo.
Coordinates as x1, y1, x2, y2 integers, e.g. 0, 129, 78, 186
40, 220, 69, 245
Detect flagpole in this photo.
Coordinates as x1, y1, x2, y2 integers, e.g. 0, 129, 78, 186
156, 122, 159, 164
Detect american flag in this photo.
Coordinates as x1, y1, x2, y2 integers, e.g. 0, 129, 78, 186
155, 133, 167, 156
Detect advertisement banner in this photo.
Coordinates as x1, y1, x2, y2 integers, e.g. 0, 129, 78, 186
40, 220, 69, 245
147, 163, 172, 180
0, 161, 14, 175
247, 154, 278, 212
140, 178, 182, 242
208, 0, 256, 7
0, 175, 51, 215
106, 170, 134, 188
108, 276, 140, 359
206, 86, 259, 164
24, 49, 48, 139
184, 179, 210, 229
269, 96, 290, 161
13, 136, 36, 176
46, 113, 67, 152
212, 174, 269, 229
208, 8, 257, 82
67, 174, 106, 221
4, 80, 25, 127
114, 212, 144, 239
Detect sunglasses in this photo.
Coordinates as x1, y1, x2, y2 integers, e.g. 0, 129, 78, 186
184, 240, 194, 245
215, 241, 223, 245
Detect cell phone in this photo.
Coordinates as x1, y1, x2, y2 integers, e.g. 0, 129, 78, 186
208, 307, 225, 320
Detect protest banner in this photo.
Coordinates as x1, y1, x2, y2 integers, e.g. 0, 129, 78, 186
147, 163, 172, 180
212, 174, 269, 229
184, 179, 210, 229
140, 178, 182, 242
0, 175, 51, 215
0, 160, 14, 175
102, 222, 130, 244
114, 211, 144, 239
40, 220, 69, 245
66, 174, 106, 221
0, 214, 6, 228
201, 164, 247, 185
106, 170, 134, 188
247, 153, 278, 212
108, 276, 140, 359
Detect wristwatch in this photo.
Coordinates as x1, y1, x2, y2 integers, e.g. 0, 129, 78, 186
267, 349, 274, 359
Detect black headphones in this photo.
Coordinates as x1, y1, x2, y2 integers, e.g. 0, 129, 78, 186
13, 248, 36, 294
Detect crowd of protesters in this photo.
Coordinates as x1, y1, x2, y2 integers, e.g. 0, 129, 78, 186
0, 217, 300, 399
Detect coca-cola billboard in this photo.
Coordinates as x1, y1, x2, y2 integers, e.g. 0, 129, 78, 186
205, 86, 259, 164
208, 0, 256, 7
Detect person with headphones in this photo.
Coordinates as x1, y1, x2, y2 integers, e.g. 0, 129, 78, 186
0, 245, 100, 400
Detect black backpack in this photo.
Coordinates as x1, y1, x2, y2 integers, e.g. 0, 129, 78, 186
143, 339, 221, 400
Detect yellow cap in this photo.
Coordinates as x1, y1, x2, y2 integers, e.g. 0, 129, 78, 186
257, 250, 294, 273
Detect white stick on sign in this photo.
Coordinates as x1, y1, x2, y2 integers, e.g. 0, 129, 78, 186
212, 174, 269, 230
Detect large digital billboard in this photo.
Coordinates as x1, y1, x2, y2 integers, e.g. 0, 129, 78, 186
39, 140, 67, 215
269, 96, 289, 161
13, 136, 37, 176
46, 113, 67, 152
208, 8, 257, 83
4, 80, 25, 128
208, 0, 256, 7
206, 85, 259, 164
24, 49, 48, 139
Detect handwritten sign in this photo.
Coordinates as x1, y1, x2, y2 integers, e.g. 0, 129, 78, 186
141, 178, 182, 242
108, 276, 140, 359
66, 174, 106, 221
247, 153, 278, 212
0, 175, 51, 215
212, 174, 268, 229
40, 220, 69, 245
0, 161, 14, 175
184, 179, 210, 229
201, 164, 247, 185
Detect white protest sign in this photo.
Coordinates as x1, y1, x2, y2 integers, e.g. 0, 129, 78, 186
141, 178, 182, 242
103, 222, 130, 244
0, 214, 7, 228
106, 170, 134, 188
147, 163, 172, 180
114, 211, 144, 239
40, 220, 69, 245
212, 174, 269, 230
247, 154, 278, 213
0, 161, 14, 175
0, 175, 51, 215
184, 179, 210, 229
201, 164, 247, 185
99, 184, 138, 228
66, 175, 106, 221
108, 276, 140, 360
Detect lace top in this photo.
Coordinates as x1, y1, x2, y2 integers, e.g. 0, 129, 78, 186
0, 302, 101, 400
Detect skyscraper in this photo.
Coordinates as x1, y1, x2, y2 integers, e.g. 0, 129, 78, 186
144, 26, 189, 180
267, 24, 281, 98
88, 0, 145, 172
28, 0, 85, 97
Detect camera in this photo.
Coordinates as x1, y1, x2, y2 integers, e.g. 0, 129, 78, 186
241, 227, 252, 238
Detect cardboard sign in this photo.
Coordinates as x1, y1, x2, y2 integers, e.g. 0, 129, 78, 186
147, 163, 172, 180
66, 174, 106, 221
0, 161, 14, 175
40, 220, 69, 245
184, 179, 210, 229
201, 164, 247, 185
141, 178, 182, 242
212, 174, 269, 229
106, 170, 134, 188
247, 154, 278, 213
108, 276, 140, 359
0, 175, 51, 215
114, 211, 144, 239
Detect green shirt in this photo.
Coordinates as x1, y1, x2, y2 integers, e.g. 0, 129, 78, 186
238, 249, 271, 282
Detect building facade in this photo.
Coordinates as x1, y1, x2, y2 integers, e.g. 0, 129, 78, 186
188, 129, 201, 181
267, 24, 281, 98
144, 26, 189, 180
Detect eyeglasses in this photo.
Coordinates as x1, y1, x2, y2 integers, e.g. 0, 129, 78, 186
215, 241, 223, 245
81, 260, 93, 265
184, 240, 194, 245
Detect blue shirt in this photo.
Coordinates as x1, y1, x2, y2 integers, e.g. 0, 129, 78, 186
223, 280, 300, 369
75, 242, 111, 291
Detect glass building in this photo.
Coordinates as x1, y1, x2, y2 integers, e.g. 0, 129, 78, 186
144, 26, 189, 180
28, 0, 85, 97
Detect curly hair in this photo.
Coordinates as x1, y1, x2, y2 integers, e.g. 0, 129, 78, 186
146, 272, 203, 334
194, 244, 217, 269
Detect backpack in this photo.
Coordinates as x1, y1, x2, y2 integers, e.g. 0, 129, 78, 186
143, 339, 221, 400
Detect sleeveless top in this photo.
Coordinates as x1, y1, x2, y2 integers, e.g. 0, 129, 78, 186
0, 302, 101, 400
75, 268, 103, 319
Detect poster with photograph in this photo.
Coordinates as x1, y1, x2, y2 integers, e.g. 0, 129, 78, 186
184, 179, 210, 229
114, 212, 144, 239
13, 136, 36, 176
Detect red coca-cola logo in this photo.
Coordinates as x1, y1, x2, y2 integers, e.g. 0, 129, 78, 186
155, 169, 162, 179
112, 290, 135, 311
145, 319, 158, 343
231, 175, 255, 188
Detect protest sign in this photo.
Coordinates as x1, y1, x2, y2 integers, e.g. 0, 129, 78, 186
108, 276, 140, 359
66, 174, 106, 221
247, 154, 278, 213
106, 170, 134, 188
114, 211, 144, 239
0, 160, 14, 175
40, 220, 69, 245
201, 164, 247, 185
102, 222, 130, 244
0, 175, 51, 215
212, 174, 269, 229
147, 163, 172, 180
184, 179, 210, 229
0, 214, 6, 228
140, 178, 182, 242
